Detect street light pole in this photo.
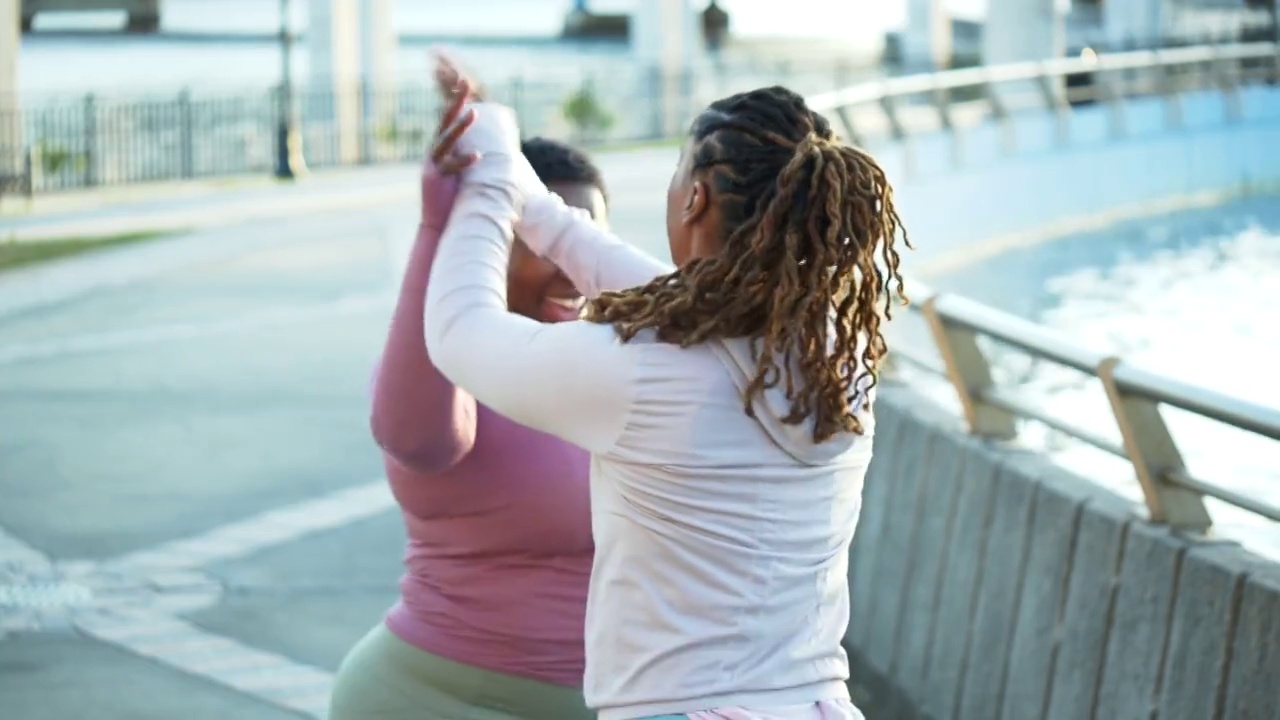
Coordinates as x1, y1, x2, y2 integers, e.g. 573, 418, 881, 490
274, 0, 305, 179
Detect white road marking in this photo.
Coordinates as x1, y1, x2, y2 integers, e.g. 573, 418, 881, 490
106, 480, 395, 571
77, 608, 334, 719
2, 477, 394, 715
0, 292, 390, 366
0, 206, 406, 715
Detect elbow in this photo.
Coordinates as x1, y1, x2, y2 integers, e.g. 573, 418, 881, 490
370, 412, 475, 475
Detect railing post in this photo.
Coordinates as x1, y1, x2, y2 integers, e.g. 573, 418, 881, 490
1098, 68, 1128, 139
178, 89, 194, 180
833, 105, 864, 147
22, 145, 35, 201
82, 93, 97, 188
680, 66, 695, 140
921, 296, 1017, 440
983, 70, 1015, 156
1096, 357, 1212, 531
932, 85, 954, 131
1036, 69, 1070, 146
359, 77, 373, 165
1210, 45, 1244, 122
878, 89, 913, 178
648, 64, 664, 140
931, 81, 963, 169
878, 91, 907, 140
1154, 59, 1184, 131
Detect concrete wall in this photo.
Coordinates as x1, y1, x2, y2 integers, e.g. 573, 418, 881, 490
847, 385, 1280, 720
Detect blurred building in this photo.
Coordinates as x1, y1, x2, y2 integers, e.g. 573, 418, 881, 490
1, 0, 21, 189
892, 0, 1277, 70
1067, 0, 1276, 52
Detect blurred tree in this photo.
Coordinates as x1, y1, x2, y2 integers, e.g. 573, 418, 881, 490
562, 83, 614, 143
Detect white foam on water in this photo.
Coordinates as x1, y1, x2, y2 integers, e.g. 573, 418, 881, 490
1007, 213, 1280, 559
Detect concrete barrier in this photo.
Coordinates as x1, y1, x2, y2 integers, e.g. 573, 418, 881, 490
847, 385, 1280, 720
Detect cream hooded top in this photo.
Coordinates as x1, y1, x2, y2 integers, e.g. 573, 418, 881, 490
424, 104, 876, 720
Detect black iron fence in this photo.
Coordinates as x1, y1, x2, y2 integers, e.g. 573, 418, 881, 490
0, 57, 878, 196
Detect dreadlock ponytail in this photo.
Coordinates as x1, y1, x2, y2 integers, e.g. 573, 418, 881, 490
586, 86, 910, 442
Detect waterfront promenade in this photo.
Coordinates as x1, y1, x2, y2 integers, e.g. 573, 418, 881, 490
4, 42, 1280, 719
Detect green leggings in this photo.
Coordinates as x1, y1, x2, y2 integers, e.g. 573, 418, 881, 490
329, 623, 594, 720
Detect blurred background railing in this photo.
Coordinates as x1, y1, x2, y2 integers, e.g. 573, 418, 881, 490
809, 42, 1280, 165
802, 40, 1280, 534
886, 277, 1280, 532
1, 55, 879, 194
5, 37, 1280, 534
5, 36, 1279, 197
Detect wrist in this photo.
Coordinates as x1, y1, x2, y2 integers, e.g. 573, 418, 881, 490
419, 219, 447, 235
420, 170, 459, 226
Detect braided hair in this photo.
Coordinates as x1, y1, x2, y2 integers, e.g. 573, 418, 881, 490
584, 86, 910, 443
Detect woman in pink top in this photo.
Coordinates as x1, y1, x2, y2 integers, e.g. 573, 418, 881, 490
328, 80, 607, 720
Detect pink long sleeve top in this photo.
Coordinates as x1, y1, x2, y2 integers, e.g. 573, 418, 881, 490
369, 167, 592, 688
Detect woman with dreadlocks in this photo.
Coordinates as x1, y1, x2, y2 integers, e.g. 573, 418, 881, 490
425, 58, 908, 720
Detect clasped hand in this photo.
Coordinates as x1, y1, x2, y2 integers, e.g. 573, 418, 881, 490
422, 51, 534, 223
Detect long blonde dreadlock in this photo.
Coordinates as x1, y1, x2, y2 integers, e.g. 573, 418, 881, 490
584, 86, 910, 443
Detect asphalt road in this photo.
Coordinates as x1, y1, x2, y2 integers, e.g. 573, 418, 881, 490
0, 146, 678, 719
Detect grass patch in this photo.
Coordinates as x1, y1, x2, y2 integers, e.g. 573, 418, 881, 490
0, 230, 175, 272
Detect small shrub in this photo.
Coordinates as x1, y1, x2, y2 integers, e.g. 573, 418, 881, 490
562, 83, 614, 143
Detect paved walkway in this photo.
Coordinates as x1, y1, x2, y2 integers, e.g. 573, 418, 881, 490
0, 164, 422, 243
0, 146, 677, 719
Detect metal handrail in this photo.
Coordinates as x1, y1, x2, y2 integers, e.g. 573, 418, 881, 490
1109, 364, 1280, 442
807, 41, 1279, 155
808, 41, 1278, 115
892, 278, 1280, 527
828, 42, 1280, 530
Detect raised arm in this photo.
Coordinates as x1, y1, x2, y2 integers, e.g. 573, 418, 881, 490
513, 161, 674, 299
424, 104, 633, 454
371, 168, 478, 475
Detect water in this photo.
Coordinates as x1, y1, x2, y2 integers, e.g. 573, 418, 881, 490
927, 195, 1280, 558
17, 0, 904, 100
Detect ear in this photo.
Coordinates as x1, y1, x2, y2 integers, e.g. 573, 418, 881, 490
681, 179, 710, 226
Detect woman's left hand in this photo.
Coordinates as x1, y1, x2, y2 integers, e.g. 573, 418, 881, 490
432, 50, 486, 106
429, 75, 480, 177
420, 57, 483, 225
